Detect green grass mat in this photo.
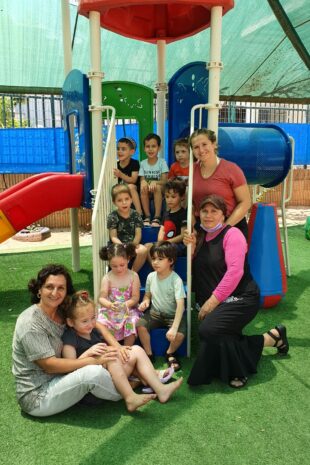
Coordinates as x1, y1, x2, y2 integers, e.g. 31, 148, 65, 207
0, 226, 309, 465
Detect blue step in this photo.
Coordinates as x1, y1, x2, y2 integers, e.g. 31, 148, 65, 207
150, 328, 187, 356
141, 226, 159, 244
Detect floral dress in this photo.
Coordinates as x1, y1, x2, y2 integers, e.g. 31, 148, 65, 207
97, 273, 141, 341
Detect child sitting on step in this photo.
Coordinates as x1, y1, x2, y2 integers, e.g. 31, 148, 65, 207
137, 241, 186, 371
107, 183, 147, 272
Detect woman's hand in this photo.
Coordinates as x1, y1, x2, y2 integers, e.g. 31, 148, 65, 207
198, 297, 219, 320
166, 327, 177, 342
183, 229, 196, 247
95, 346, 119, 365
118, 346, 132, 363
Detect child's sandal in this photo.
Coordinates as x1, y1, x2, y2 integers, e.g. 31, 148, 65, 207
151, 216, 161, 227
143, 216, 151, 226
165, 352, 181, 371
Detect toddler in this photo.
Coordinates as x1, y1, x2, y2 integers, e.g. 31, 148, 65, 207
137, 241, 186, 371
62, 291, 182, 411
114, 137, 142, 214
139, 133, 168, 227
168, 138, 190, 184
97, 243, 141, 346
107, 183, 147, 272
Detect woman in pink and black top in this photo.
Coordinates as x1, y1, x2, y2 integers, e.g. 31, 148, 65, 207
190, 128, 251, 239
184, 195, 289, 388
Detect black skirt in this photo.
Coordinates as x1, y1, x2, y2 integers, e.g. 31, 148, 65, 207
188, 288, 263, 385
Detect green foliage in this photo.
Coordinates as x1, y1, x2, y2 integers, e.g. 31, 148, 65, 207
0, 96, 27, 128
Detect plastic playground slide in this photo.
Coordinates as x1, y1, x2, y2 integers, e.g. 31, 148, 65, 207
0, 173, 84, 243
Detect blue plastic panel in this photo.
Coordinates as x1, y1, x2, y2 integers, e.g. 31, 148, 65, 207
0, 128, 67, 173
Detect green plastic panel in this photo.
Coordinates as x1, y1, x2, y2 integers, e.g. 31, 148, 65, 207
102, 81, 154, 159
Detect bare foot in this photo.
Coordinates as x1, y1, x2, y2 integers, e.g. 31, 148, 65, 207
157, 377, 183, 403
126, 393, 157, 412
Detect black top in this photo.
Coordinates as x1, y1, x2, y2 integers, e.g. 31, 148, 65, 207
162, 207, 187, 240
117, 158, 140, 190
62, 327, 105, 358
193, 226, 258, 306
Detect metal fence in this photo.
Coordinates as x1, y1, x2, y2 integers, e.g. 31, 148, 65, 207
1, 93, 310, 129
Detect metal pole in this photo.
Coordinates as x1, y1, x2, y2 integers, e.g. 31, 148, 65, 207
156, 40, 167, 158
89, 11, 104, 189
61, 0, 80, 272
207, 6, 223, 137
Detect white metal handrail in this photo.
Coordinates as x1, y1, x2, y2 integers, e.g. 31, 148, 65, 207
91, 105, 117, 301
186, 103, 217, 357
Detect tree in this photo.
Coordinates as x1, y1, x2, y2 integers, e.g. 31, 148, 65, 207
0, 96, 27, 128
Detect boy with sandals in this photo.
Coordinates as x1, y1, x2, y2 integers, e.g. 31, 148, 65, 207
137, 241, 186, 371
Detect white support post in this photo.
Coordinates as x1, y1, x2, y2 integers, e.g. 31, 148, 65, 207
61, 0, 80, 272
207, 6, 223, 137
89, 11, 104, 189
156, 40, 167, 157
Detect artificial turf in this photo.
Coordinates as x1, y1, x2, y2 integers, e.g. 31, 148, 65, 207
0, 226, 309, 465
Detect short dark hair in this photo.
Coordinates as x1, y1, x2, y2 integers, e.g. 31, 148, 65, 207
150, 241, 177, 267
143, 133, 161, 146
118, 137, 137, 151
199, 194, 227, 217
99, 242, 137, 261
28, 264, 75, 303
164, 179, 186, 197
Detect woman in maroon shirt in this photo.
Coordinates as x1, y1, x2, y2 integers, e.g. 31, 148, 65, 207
190, 128, 251, 238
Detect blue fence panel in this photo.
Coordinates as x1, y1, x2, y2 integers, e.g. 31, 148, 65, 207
275, 123, 310, 165
0, 123, 308, 174
0, 128, 68, 173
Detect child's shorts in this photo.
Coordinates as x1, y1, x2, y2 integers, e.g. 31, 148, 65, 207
136, 308, 186, 335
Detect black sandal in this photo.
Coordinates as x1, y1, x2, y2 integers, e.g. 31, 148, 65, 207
165, 352, 181, 371
151, 216, 161, 227
143, 216, 151, 226
267, 324, 289, 355
229, 377, 248, 389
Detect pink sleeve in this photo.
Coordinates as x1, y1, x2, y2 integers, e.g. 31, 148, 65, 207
212, 228, 247, 302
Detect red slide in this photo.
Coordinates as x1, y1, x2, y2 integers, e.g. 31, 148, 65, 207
0, 173, 84, 243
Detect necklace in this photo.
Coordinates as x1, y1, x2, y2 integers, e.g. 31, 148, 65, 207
200, 157, 220, 179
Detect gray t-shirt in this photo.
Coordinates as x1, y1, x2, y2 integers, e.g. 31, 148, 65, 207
139, 158, 169, 181
145, 271, 186, 316
12, 305, 65, 412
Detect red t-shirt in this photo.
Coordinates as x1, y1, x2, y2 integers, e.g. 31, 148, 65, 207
192, 159, 247, 216
168, 162, 189, 181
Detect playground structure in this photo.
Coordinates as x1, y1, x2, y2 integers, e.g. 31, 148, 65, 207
0, 1, 295, 355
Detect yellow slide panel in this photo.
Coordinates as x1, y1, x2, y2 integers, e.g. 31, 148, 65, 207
0, 210, 16, 243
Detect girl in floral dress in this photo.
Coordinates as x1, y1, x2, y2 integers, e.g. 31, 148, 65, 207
97, 243, 142, 345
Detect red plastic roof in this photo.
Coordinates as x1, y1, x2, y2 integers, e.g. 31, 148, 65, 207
78, 0, 234, 43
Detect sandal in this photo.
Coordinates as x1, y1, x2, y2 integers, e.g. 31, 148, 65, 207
267, 324, 289, 355
151, 216, 161, 227
143, 216, 151, 226
229, 377, 248, 389
165, 352, 181, 372
141, 366, 175, 393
